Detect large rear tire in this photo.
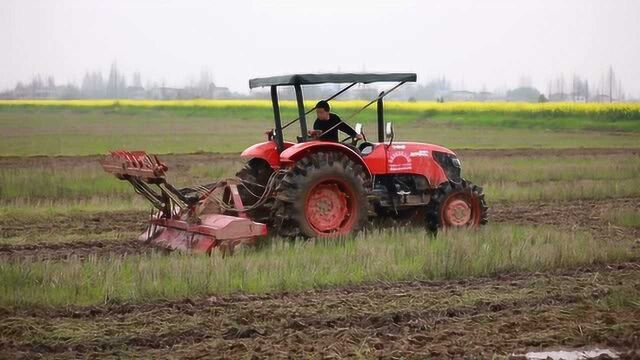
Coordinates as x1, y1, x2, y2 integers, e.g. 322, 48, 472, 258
274, 152, 370, 238
426, 179, 488, 232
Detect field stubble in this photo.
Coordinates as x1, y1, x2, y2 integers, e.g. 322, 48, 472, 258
1, 103, 639, 357
0, 149, 638, 214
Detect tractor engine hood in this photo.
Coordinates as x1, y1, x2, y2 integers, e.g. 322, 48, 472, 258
383, 142, 460, 185
387, 142, 456, 156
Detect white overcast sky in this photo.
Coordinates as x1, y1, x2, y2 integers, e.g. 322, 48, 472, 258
2, 0, 640, 96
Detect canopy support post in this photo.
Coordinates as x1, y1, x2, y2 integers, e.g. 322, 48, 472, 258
294, 84, 308, 141
377, 92, 385, 142
270, 86, 285, 152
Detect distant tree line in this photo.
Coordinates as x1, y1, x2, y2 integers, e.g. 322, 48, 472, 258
0, 62, 236, 100
0, 63, 629, 102
545, 67, 626, 103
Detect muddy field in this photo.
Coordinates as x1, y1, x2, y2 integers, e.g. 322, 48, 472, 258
1, 149, 639, 358
2, 262, 639, 358
1, 197, 638, 261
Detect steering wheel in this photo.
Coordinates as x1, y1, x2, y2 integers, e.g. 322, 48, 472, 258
341, 131, 366, 146
308, 129, 323, 140
340, 135, 358, 145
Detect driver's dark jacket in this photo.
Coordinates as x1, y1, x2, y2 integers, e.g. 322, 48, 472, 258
313, 113, 357, 142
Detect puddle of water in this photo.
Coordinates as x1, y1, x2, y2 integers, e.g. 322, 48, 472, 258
517, 347, 618, 360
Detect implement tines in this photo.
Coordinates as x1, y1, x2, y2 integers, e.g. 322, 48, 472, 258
100, 150, 186, 211
100, 150, 168, 181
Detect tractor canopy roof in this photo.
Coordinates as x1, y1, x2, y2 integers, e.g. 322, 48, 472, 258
249, 73, 417, 89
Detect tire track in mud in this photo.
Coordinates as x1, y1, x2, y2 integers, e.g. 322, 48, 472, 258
0, 211, 145, 238
0, 210, 150, 260
1, 198, 639, 261
0, 239, 150, 260
1, 262, 639, 358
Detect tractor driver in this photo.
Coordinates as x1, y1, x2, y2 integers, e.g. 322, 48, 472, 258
313, 100, 363, 143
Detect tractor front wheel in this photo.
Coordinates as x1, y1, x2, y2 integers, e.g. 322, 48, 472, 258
274, 152, 370, 238
426, 180, 488, 232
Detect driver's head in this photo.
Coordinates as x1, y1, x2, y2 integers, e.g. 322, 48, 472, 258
315, 100, 331, 120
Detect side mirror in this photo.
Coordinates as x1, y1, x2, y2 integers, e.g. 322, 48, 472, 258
266, 129, 275, 141
385, 122, 394, 147
354, 123, 363, 135
385, 122, 394, 139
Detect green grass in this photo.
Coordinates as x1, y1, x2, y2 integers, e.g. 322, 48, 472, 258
428, 112, 640, 132
1, 153, 637, 216
604, 209, 640, 228
0, 167, 132, 200
0, 224, 634, 308
461, 153, 640, 202
0, 162, 239, 201
0, 106, 638, 156
465, 154, 640, 183
0, 175, 623, 208
485, 178, 640, 202
0, 198, 148, 217
599, 285, 640, 310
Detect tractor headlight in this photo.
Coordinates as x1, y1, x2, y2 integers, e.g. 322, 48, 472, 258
433, 151, 462, 181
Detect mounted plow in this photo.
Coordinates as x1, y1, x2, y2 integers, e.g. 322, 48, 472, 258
100, 151, 268, 254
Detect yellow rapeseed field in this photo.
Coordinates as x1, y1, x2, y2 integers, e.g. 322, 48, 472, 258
1, 99, 640, 118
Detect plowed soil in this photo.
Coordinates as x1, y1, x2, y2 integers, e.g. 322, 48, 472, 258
0, 211, 145, 238
0, 211, 149, 260
1, 262, 639, 359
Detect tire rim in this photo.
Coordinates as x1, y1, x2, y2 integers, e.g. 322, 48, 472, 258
441, 193, 479, 227
305, 179, 356, 235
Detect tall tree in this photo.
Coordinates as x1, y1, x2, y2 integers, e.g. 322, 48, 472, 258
81, 71, 106, 98
198, 69, 212, 98
107, 62, 126, 98
132, 71, 142, 88
608, 66, 615, 102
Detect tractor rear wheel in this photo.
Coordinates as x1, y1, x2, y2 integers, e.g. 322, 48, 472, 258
274, 152, 370, 238
426, 179, 488, 232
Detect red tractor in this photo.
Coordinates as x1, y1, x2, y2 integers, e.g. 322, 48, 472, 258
101, 73, 488, 253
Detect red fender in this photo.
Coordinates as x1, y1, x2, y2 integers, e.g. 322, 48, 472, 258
279, 141, 371, 175
240, 141, 294, 168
